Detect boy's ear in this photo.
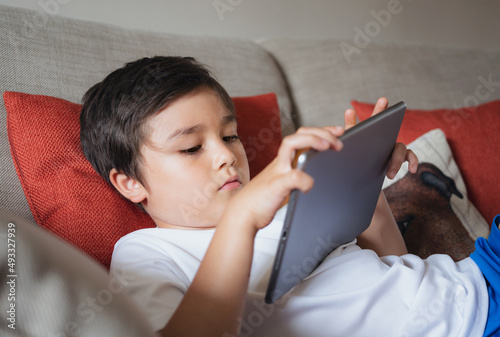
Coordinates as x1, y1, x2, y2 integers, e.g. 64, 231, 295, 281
109, 168, 148, 204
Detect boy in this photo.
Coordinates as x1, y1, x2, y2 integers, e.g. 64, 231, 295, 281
80, 56, 497, 337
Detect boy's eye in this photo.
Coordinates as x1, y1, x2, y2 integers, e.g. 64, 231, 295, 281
179, 136, 238, 155
223, 135, 239, 142
180, 145, 201, 155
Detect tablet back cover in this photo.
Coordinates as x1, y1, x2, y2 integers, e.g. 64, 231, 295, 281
265, 102, 406, 303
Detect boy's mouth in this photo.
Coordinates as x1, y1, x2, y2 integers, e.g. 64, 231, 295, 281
219, 176, 242, 191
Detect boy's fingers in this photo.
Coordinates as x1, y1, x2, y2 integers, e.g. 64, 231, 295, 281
386, 143, 408, 179
278, 169, 315, 194
346, 97, 387, 131
296, 125, 344, 139
277, 132, 343, 166
406, 149, 419, 173
295, 126, 344, 150
324, 125, 345, 137
371, 97, 389, 116
344, 108, 357, 130
290, 125, 346, 169
386, 144, 419, 179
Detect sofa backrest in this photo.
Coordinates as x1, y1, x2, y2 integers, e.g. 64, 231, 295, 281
260, 38, 500, 127
0, 4, 294, 223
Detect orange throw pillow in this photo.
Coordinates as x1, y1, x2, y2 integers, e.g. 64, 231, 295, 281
352, 99, 500, 224
4, 91, 282, 269
234, 92, 282, 178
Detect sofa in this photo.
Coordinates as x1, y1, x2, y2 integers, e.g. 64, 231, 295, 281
1, 4, 499, 336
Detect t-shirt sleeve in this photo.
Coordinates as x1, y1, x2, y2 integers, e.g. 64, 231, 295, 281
110, 234, 189, 332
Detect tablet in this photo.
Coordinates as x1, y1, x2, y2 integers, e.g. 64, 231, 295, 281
265, 101, 406, 303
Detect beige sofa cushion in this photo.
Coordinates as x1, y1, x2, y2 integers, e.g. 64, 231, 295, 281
0, 209, 157, 336
0, 5, 294, 223
260, 38, 500, 128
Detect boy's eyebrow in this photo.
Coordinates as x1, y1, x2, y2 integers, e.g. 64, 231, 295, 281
167, 114, 236, 142
221, 114, 237, 125
167, 124, 203, 141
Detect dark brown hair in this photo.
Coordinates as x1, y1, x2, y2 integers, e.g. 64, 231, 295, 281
80, 56, 234, 187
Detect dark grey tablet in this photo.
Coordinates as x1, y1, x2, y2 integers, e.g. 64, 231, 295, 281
265, 101, 406, 303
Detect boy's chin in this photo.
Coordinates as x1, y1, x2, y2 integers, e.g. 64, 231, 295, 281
155, 189, 244, 229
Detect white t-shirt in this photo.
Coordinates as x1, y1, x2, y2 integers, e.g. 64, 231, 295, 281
110, 206, 488, 336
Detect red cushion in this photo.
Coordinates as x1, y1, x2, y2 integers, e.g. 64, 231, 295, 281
4, 91, 282, 269
234, 93, 282, 178
352, 99, 500, 224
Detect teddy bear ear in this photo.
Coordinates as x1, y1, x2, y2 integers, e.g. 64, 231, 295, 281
420, 166, 463, 200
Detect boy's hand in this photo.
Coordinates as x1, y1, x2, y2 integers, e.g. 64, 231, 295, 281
225, 125, 345, 232
345, 97, 418, 179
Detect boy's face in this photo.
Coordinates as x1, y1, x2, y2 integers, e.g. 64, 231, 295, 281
138, 87, 250, 229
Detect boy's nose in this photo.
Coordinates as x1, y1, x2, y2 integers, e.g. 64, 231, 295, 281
212, 142, 237, 169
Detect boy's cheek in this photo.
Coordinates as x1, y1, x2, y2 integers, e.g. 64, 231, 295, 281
237, 149, 250, 182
